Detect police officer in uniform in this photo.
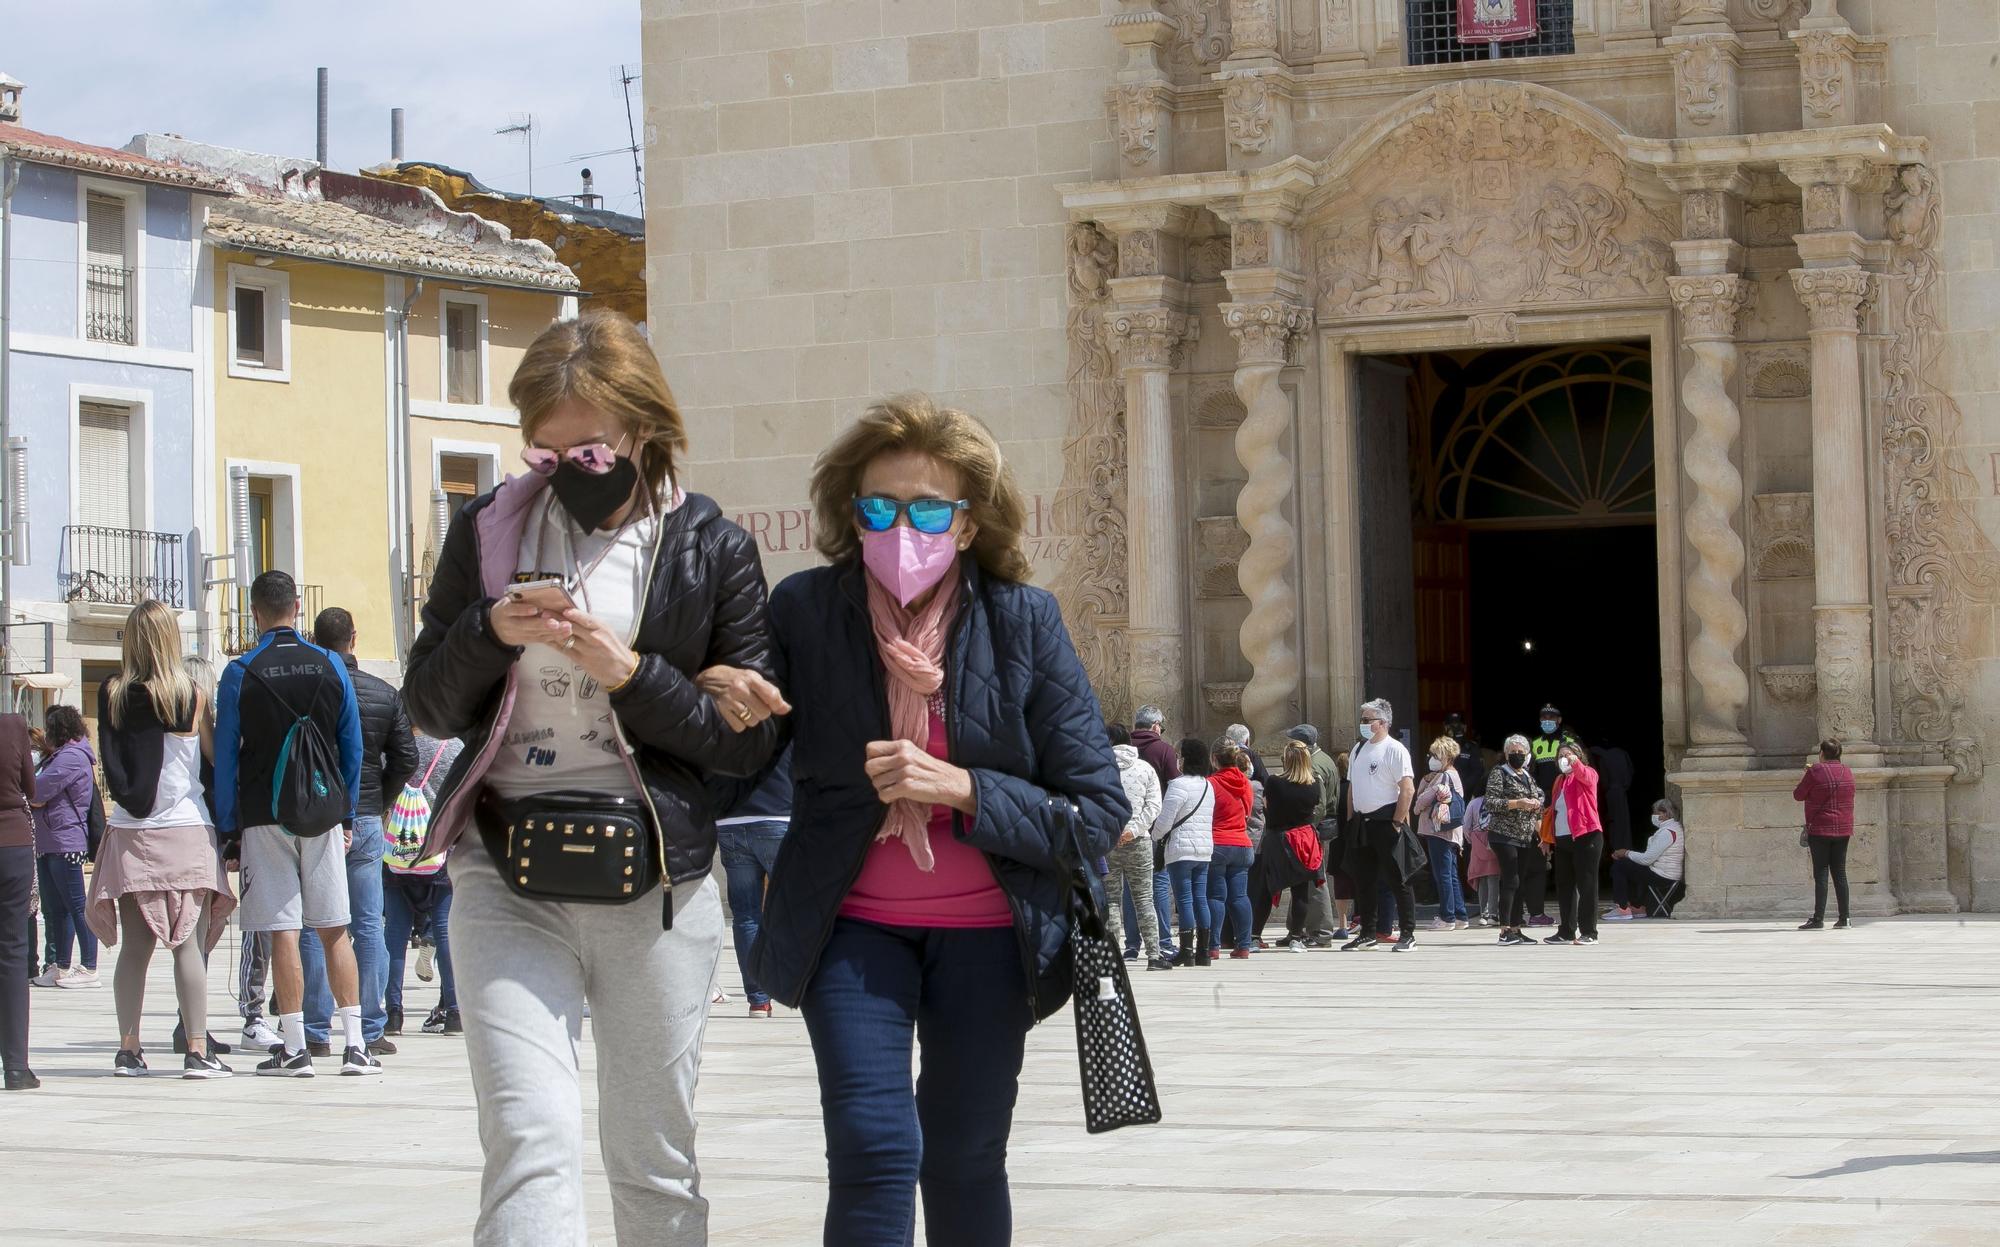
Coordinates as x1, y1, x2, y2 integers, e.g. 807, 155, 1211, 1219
1522, 704, 1581, 925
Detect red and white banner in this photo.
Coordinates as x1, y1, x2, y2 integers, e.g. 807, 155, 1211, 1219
1458, 0, 1538, 42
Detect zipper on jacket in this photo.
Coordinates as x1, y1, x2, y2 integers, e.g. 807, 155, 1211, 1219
605, 508, 675, 904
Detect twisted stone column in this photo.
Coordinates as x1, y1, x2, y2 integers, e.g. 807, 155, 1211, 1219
1791, 265, 1878, 746
1669, 274, 1754, 750
1220, 298, 1309, 736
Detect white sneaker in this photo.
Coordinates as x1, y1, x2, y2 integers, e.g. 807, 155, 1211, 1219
1453, 920, 1470, 930
711, 988, 730, 1005
58, 967, 103, 989
1603, 910, 1636, 922
414, 942, 436, 983
1425, 918, 1451, 932
29, 967, 66, 988
242, 1019, 282, 1049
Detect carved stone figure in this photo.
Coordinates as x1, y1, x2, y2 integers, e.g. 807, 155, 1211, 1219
1353, 198, 1418, 307
1524, 185, 1666, 302
1115, 84, 1167, 167
1223, 73, 1278, 154
1407, 197, 1486, 307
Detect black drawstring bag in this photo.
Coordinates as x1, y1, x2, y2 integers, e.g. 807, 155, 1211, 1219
1057, 799, 1162, 1134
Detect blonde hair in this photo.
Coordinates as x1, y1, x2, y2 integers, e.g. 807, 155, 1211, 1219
106, 599, 195, 729
509, 310, 687, 496
810, 393, 1031, 582
184, 654, 219, 730
1282, 739, 1314, 784
1430, 736, 1461, 764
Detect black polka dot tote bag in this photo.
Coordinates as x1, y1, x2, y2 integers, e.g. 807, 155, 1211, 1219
1059, 800, 1163, 1134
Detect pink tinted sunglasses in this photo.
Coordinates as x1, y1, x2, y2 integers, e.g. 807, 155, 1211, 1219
521, 435, 627, 476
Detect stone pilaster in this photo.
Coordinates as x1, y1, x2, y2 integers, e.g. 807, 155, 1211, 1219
1220, 72, 1289, 171
1313, 0, 1364, 67
1791, 25, 1860, 128
1791, 265, 1879, 750
1666, 33, 1742, 137
1114, 83, 1174, 176
1223, 0, 1282, 69
1669, 258, 1755, 757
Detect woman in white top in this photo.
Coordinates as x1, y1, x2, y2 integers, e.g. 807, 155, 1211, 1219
1150, 737, 1216, 968
1606, 798, 1687, 920
87, 599, 238, 1078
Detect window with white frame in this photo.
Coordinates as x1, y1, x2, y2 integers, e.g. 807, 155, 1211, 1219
227, 264, 291, 379
77, 401, 135, 530
83, 191, 137, 344
442, 293, 487, 405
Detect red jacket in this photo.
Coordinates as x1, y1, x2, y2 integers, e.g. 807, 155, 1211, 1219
1794, 762, 1855, 837
1209, 767, 1254, 848
1549, 762, 1603, 837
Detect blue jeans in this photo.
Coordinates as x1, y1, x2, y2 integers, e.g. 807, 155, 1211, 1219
1151, 860, 1177, 953
1166, 859, 1209, 947
1426, 837, 1468, 922
36, 853, 96, 971
1206, 845, 1255, 952
301, 816, 387, 1045
383, 870, 455, 1013
1120, 880, 1138, 955
718, 819, 788, 1007
800, 918, 1030, 1247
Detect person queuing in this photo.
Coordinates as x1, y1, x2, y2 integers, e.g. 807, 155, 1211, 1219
1341, 699, 1418, 953
297, 607, 417, 1058
404, 311, 782, 1242
1223, 723, 1270, 784
1153, 738, 1217, 968
1415, 735, 1469, 932
382, 733, 464, 1037
1464, 791, 1500, 924
216, 571, 372, 1078
743, 393, 1127, 1246
1794, 738, 1855, 930
1208, 742, 1259, 960
1286, 724, 1342, 944
1442, 713, 1486, 805
89, 600, 239, 1078
1483, 735, 1545, 947
1129, 705, 1181, 962
716, 748, 794, 1016
1544, 741, 1605, 945
28, 706, 99, 990
1105, 723, 1169, 971
1523, 703, 1578, 927
1258, 738, 1324, 949
0, 710, 38, 1090
1606, 798, 1687, 920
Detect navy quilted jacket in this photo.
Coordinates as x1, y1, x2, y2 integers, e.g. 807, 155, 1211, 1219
747, 559, 1128, 1022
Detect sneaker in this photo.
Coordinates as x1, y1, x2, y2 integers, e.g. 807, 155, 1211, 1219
1543, 934, 1576, 945
1393, 935, 1417, 952
1604, 910, 1636, 922
182, 1051, 233, 1079
28, 967, 65, 989
1230, 947, 1252, 960
1122, 949, 1141, 962
241, 1019, 281, 1049
1832, 918, 1853, 930
113, 1048, 148, 1077
57, 967, 102, 989
415, 943, 436, 983
368, 1038, 398, 1057
1425, 918, 1451, 932
748, 1002, 773, 1018
340, 1047, 383, 1076
1798, 918, 1825, 930
422, 1006, 464, 1035
1340, 934, 1380, 951
257, 1048, 316, 1078
1304, 935, 1333, 948
1496, 930, 1525, 946
1528, 914, 1555, 927
1145, 956, 1174, 971
712, 988, 730, 1005
1453, 920, 1470, 930
1578, 935, 1599, 945
1286, 939, 1307, 954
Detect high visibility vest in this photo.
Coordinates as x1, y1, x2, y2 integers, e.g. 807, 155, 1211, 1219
1530, 732, 1574, 764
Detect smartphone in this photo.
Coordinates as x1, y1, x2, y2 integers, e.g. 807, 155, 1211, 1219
506, 577, 577, 614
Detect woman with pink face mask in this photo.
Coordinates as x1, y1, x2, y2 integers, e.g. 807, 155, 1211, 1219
719, 393, 1128, 1246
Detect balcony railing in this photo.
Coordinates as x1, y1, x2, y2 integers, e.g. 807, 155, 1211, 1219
222, 581, 326, 655
85, 263, 137, 344
58, 525, 186, 610
1405, 0, 1575, 65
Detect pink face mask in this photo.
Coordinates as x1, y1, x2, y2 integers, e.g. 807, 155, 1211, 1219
861, 525, 959, 607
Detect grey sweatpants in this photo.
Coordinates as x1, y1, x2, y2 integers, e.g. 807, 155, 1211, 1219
453, 841, 724, 1246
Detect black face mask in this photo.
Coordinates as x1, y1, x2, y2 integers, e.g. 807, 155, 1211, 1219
1506, 752, 1528, 768
550, 455, 640, 532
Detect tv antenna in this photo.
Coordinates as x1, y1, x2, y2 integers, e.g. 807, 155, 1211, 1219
495, 114, 535, 195
616, 65, 644, 213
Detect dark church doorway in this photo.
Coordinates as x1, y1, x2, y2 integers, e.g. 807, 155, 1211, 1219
1357, 341, 1664, 844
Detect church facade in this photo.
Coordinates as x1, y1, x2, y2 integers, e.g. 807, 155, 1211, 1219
642, 0, 2000, 916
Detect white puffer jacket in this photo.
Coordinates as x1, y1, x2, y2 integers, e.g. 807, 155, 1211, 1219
1113, 745, 1162, 841
1151, 774, 1215, 864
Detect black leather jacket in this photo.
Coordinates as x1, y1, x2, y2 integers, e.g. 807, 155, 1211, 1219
342, 654, 417, 817
401, 480, 781, 884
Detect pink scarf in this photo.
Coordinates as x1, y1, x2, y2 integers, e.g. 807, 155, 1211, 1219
865, 566, 962, 872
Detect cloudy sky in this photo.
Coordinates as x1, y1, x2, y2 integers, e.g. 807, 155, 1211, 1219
6, 1, 645, 212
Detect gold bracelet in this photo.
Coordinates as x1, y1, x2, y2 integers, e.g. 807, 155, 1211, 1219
605, 654, 640, 695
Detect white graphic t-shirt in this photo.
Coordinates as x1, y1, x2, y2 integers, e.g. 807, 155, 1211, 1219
484, 491, 658, 801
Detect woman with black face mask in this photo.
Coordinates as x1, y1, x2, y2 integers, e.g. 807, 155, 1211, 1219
403, 310, 785, 1244
1481, 733, 1544, 947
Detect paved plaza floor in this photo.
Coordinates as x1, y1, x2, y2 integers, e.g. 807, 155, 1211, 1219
6, 912, 1998, 1245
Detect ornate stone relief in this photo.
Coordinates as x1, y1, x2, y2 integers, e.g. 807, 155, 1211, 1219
1879, 163, 2000, 764
1229, 0, 1279, 55
1222, 74, 1279, 155
1468, 310, 1518, 343
1744, 0, 1809, 30
1193, 380, 1248, 428
1747, 348, 1810, 398
1758, 664, 1817, 706
1802, 182, 1845, 233
1162, 0, 1231, 74
1792, 266, 1871, 331
1232, 221, 1271, 267
1312, 84, 1674, 318
1188, 236, 1232, 283
1109, 306, 1197, 369
1196, 515, 1251, 597
1130, 632, 1188, 728
1815, 607, 1876, 744
1203, 680, 1247, 719
1672, 40, 1730, 130
1118, 229, 1161, 278
1744, 200, 1803, 247
1751, 491, 1814, 580
1115, 84, 1169, 168
1794, 29, 1852, 123
1320, 0, 1354, 49
1682, 190, 1725, 240
1050, 223, 1131, 719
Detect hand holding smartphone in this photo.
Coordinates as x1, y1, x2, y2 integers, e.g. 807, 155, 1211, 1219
506, 577, 578, 615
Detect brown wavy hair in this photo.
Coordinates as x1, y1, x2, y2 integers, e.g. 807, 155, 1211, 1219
509, 310, 688, 495
810, 393, 1030, 582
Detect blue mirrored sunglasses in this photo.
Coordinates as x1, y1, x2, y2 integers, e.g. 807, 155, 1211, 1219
853, 495, 969, 535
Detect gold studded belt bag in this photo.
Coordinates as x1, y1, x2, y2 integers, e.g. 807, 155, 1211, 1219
473, 790, 671, 928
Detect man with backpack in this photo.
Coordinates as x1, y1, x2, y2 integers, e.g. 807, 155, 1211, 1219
295, 607, 417, 1056
214, 571, 373, 1077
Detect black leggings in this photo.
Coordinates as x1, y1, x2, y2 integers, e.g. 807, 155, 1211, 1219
1552, 834, 1603, 940
1809, 835, 1851, 921
1491, 839, 1532, 929
0, 846, 32, 1075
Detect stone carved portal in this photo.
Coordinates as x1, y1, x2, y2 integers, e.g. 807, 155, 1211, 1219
1313, 83, 1676, 320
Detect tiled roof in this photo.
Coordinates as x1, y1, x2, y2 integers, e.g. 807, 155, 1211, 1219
206, 194, 580, 291
0, 122, 235, 192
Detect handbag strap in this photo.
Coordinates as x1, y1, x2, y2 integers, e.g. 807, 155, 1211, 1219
1054, 797, 1109, 942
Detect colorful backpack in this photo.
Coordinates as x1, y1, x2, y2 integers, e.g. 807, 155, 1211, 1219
384, 748, 450, 875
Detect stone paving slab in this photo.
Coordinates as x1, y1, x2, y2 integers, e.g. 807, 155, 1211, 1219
5, 914, 1998, 1245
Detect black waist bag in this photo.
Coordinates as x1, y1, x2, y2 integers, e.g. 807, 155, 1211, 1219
475, 790, 672, 929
